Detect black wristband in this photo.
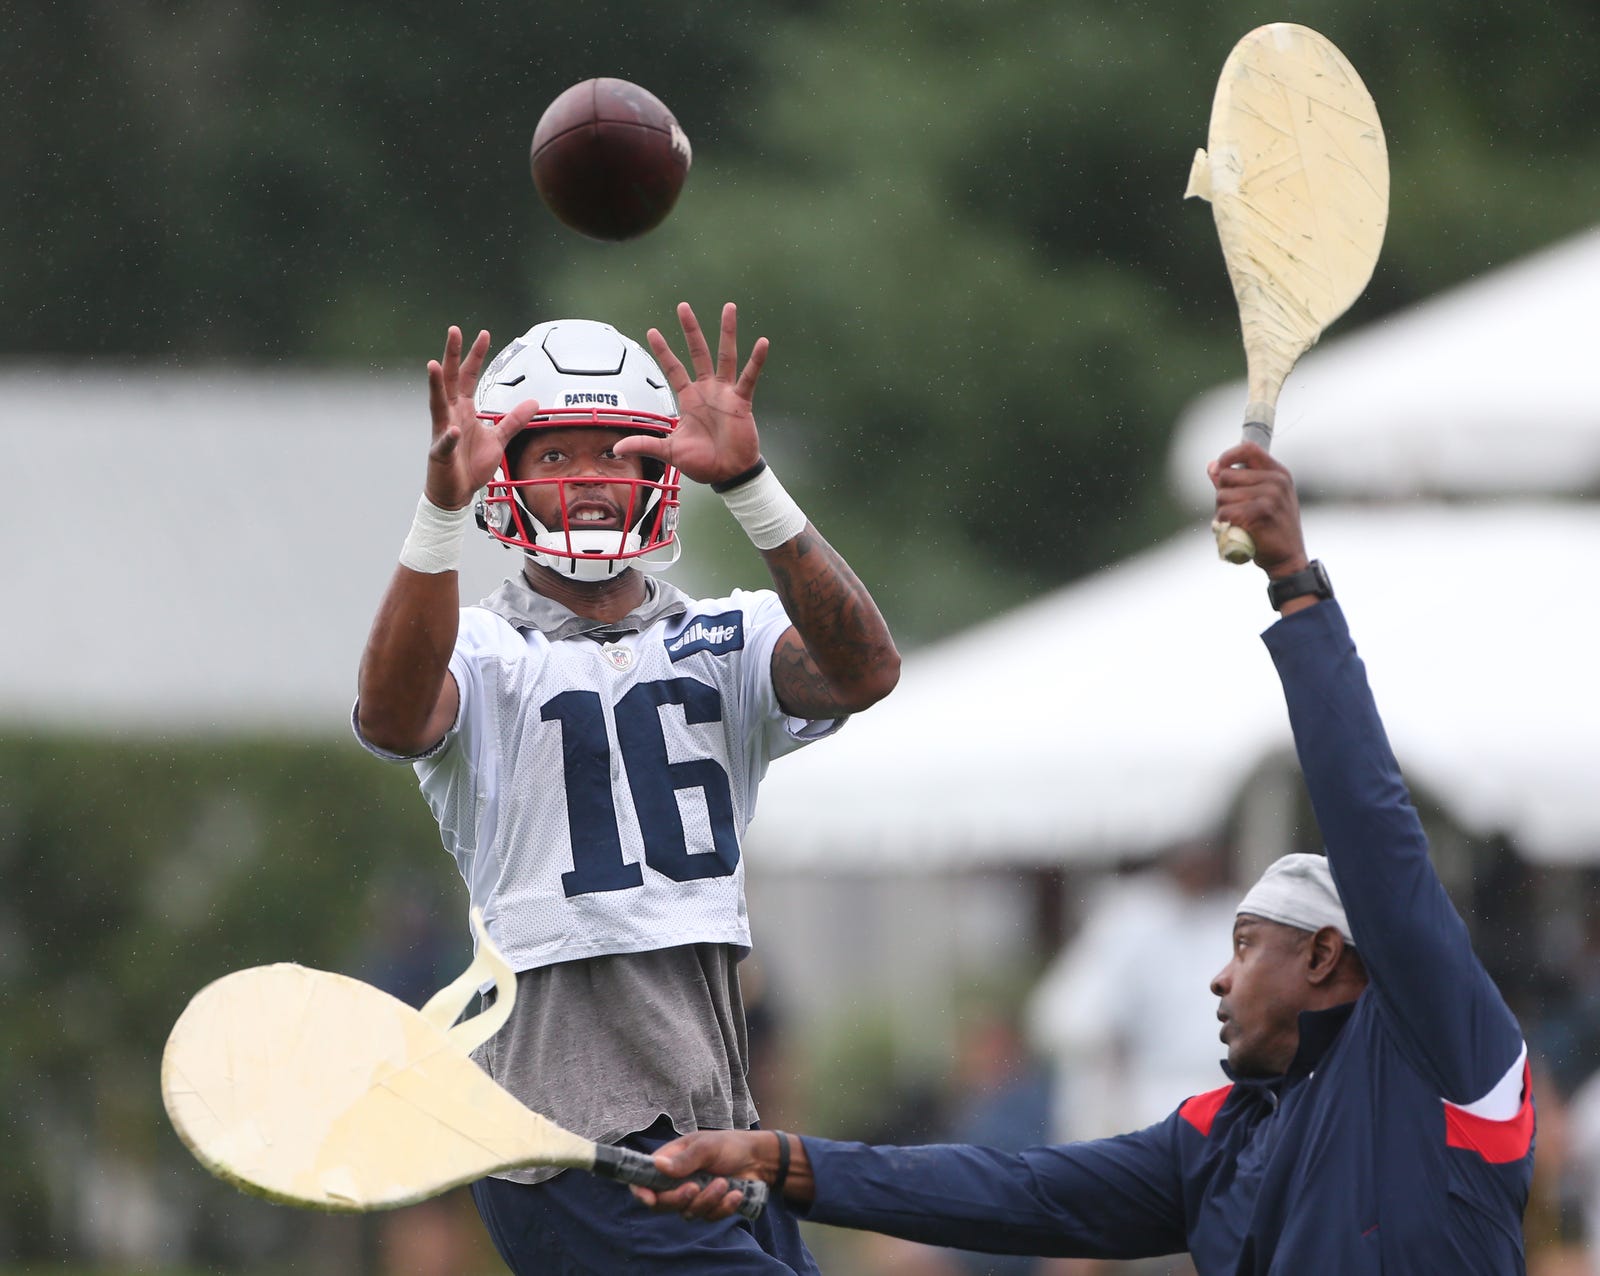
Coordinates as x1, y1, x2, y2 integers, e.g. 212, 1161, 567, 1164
711, 457, 768, 494
771, 1130, 791, 1192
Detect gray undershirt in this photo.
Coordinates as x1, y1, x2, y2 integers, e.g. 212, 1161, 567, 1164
472, 943, 756, 1184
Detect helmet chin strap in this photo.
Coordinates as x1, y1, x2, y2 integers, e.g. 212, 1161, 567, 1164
635, 538, 682, 573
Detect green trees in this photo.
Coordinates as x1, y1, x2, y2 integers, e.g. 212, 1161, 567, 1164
0, 736, 462, 1261
536, 0, 1600, 630
10, 1, 1599, 634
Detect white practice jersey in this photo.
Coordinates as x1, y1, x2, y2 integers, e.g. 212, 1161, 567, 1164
407, 585, 834, 971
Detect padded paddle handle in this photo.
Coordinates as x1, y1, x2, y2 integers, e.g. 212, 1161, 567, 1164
1214, 417, 1274, 564
1215, 521, 1255, 565
591, 1143, 770, 1220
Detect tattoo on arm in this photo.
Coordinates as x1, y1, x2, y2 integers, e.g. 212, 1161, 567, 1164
763, 529, 899, 718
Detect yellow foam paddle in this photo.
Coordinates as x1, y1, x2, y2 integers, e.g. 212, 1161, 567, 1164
1186, 23, 1389, 563
161, 912, 767, 1217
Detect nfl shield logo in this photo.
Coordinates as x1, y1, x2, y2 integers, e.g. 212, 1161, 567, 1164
601, 644, 635, 672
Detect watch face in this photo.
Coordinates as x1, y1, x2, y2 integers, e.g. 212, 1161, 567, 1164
1269, 561, 1332, 607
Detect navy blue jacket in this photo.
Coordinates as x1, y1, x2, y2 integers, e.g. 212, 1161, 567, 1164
801, 601, 1533, 1273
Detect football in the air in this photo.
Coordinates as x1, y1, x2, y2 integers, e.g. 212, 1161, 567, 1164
530, 78, 692, 242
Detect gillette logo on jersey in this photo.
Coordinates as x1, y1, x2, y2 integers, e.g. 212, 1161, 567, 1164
667, 613, 745, 661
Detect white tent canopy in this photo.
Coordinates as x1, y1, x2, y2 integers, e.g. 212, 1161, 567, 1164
3, 368, 506, 733
0, 365, 732, 734
1168, 227, 1600, 510
745, 502, 1600, 870
743, 228, 1600, 874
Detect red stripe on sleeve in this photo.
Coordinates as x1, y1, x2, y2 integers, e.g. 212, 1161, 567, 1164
1444, 1060, 1535, 1164
1179, 1084, 1234, 1136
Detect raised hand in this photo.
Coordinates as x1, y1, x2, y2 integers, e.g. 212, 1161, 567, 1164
614, 302, 766, 487
424, 327, 538, 510
1208, 442, 1310, 577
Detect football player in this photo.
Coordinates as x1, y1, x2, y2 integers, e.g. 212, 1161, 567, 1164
355, 301, 900, 1274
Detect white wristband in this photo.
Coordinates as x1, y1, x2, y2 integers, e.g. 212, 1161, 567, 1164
399, 494, 470, 573
719, 463, 808, 550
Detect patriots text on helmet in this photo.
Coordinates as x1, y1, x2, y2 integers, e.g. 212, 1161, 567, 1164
472, 319, 681, 581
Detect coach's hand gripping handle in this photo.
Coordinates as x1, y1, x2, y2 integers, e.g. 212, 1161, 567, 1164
1213, 416, 1273, 564
591, 1143, 770, 1220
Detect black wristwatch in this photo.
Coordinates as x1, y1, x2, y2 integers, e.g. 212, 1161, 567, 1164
1267, 559, 1334, 611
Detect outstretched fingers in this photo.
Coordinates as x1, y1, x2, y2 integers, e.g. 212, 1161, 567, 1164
427, 359, 452, 434
712, 302, 766, 399
431, 327, 492, 429
736, 337, 769, 401
652, 303, 765, 397
715, 302, 740, 382
439, 326, 464, 386
457, 329, 493, 400
646, 327, 692, 397
676, 301, 715, 379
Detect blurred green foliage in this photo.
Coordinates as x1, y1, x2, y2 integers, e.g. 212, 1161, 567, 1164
8, 0, 1600, 637
0, 734, 461, 1264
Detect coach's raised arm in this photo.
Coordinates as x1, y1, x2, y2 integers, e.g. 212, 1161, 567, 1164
636, 445, 1535, 1273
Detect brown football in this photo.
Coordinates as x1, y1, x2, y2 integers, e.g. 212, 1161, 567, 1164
530, 79, 692, 242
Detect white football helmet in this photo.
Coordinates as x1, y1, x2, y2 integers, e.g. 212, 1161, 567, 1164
473, 319, 681, 581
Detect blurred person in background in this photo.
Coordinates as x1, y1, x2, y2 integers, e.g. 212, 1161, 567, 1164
943, 1010, 1055, 1276
354, 303, 900, 1275
1025, 847, 1233, 1276
844, 1008, 1058, 1276
1026, 843, 1236, 1144
631, 446, 1534, 1274
1532, 1062, 1600, 1276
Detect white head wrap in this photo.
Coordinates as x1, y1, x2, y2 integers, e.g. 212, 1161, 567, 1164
1236, 853, 1354, 945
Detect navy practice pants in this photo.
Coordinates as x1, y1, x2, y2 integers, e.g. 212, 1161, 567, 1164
470, 1117, 821, 1275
